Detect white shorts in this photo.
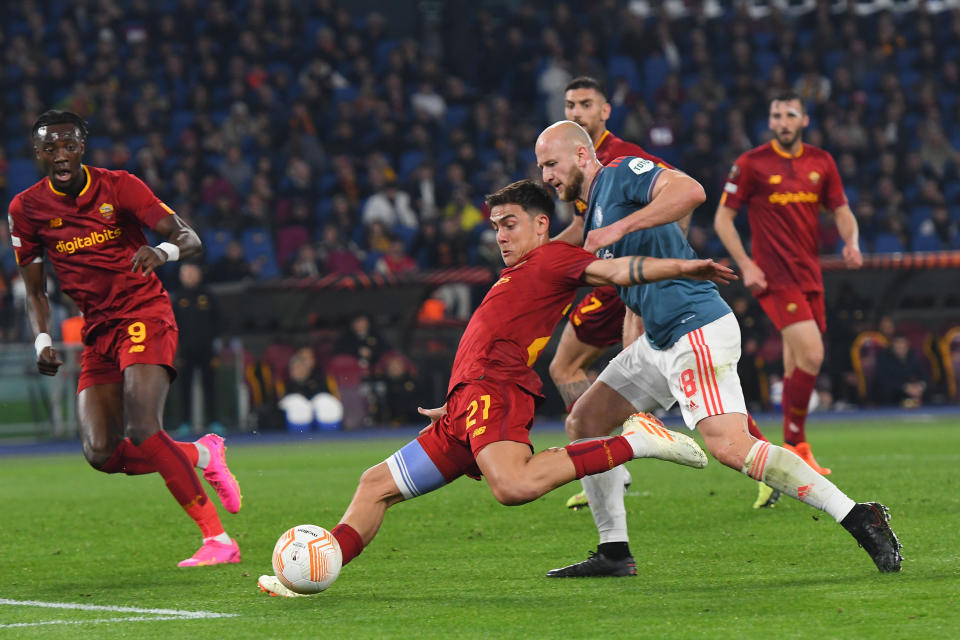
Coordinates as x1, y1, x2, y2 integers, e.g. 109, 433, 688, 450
596, 312, 747, 429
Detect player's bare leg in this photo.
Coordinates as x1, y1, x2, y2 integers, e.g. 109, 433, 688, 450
260, 462, 405, 598
549, 322, 631, 509
125, 364, 238, 566
78, 382, 127, 470
696, 412, 901, 572
781, 320, 830, 474
82, 382, 242, 513
551, 381, 648, 577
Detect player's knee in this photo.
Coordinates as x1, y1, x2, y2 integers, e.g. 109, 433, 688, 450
548, 356, 574, 386
488, 480, 539, 506
702, 437, 745, 470
81, 440, 114, 470
798, 348, 824, 372
357, 464, 401, 504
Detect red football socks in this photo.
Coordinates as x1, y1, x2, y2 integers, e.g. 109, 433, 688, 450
565, 436, 633, 479
332, 523, 364, 566
138, 431, 223, 538
784, 369, 817, 446
98, 437, 199, 475
747, 413, 769, 442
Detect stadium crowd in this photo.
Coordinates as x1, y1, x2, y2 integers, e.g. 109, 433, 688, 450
1, 0, 959, 416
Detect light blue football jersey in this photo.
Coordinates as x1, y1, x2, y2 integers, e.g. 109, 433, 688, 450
583, 156, 731, 349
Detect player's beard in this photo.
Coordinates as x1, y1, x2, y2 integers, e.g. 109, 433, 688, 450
561, 167, 585, 202
775, 129, 801, 149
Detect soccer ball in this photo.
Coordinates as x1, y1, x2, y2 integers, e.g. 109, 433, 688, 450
272, 524, 343, 594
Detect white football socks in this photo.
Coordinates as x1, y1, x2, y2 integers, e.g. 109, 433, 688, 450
195, 442, 211, 469
581, 465, 629, 544
741, 441, 855, 522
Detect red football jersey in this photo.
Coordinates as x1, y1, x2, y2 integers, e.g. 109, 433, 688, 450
721, 141, 846, 292
9, 165, 177, 341
595, 130, 674, 169
447, 241, 598, 398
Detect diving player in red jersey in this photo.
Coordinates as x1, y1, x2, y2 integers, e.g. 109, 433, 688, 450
714, 92, 863, 475
9, 110, 242, 567
553, 77, 774, 512
258, 179, 736, 596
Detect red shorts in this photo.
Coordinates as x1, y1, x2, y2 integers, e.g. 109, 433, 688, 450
756, 288, 826, 334
570, 286, 625, 348
78, 317, 179, 393
417, 377, 537, 482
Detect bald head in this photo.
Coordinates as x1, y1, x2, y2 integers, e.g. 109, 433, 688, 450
537, 120, 596, 159
536, 120, 601, 203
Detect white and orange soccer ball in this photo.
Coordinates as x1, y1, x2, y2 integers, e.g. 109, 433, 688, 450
272, 524, 342, 594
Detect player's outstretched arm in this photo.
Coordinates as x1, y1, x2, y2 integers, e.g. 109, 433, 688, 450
583, 256, 737, 288
19, 260, 64, 376
131, 213, 202, 276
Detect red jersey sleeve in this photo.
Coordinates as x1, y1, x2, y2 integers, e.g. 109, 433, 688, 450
537, 241, 597, 289
719, 153, 752, 211
820, 152, 848, 211
115, 172, 175, 229
8, 196, 43, 266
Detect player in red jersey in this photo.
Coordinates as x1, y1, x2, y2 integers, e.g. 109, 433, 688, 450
553, 77, 775, 511
714, 92, 863, 475
258, 179, 736, 596
9, 110, 242, 567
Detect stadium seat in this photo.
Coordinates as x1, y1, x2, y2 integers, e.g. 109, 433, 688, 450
608, 56, 641, 94
643, 55, 671, 101
398, 149, 426, 182
6, 158, 40, 195
275, 225, 311, 268
241, 228, 280, 279
201, 229, 234, 264
911, 233, 942, 252
443, 105, 470, 131
873, 233, 905, 253
937, 326, 960, 399
850, 331, 889, 402
325, 354, 368, 431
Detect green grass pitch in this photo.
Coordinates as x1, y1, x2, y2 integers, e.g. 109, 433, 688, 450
1, 416, 958, 639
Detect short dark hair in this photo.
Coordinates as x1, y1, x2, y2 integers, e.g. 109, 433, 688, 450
564, 76, 607, 100
485, 179, 555, 220
32, 110, 89, 141
770, 91, 806, 113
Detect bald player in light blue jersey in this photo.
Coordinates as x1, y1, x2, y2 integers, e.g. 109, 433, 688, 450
535, 120, 901, 578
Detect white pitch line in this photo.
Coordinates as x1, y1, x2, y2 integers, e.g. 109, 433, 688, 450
0, 598, 237, 628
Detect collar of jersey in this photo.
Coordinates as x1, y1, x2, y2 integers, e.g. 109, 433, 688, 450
771, 140, 803, 159
47, 165, 92, 197
594, 130, 610, 151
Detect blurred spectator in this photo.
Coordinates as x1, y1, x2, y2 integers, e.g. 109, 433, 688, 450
208, 240, 255, 283
443, 186, 485, 232
287, 243, 321, 278
335, 314, 388, 376
317, 224, 363, 275
172, 264, 223, 435
362, 175, 419, 231
375, 238, 418, 276
372, 350, 424, 425
871, 333, 928, 408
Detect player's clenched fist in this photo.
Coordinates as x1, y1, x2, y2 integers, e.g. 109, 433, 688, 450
131, 245, 169, 276
36, 346, 64, 376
